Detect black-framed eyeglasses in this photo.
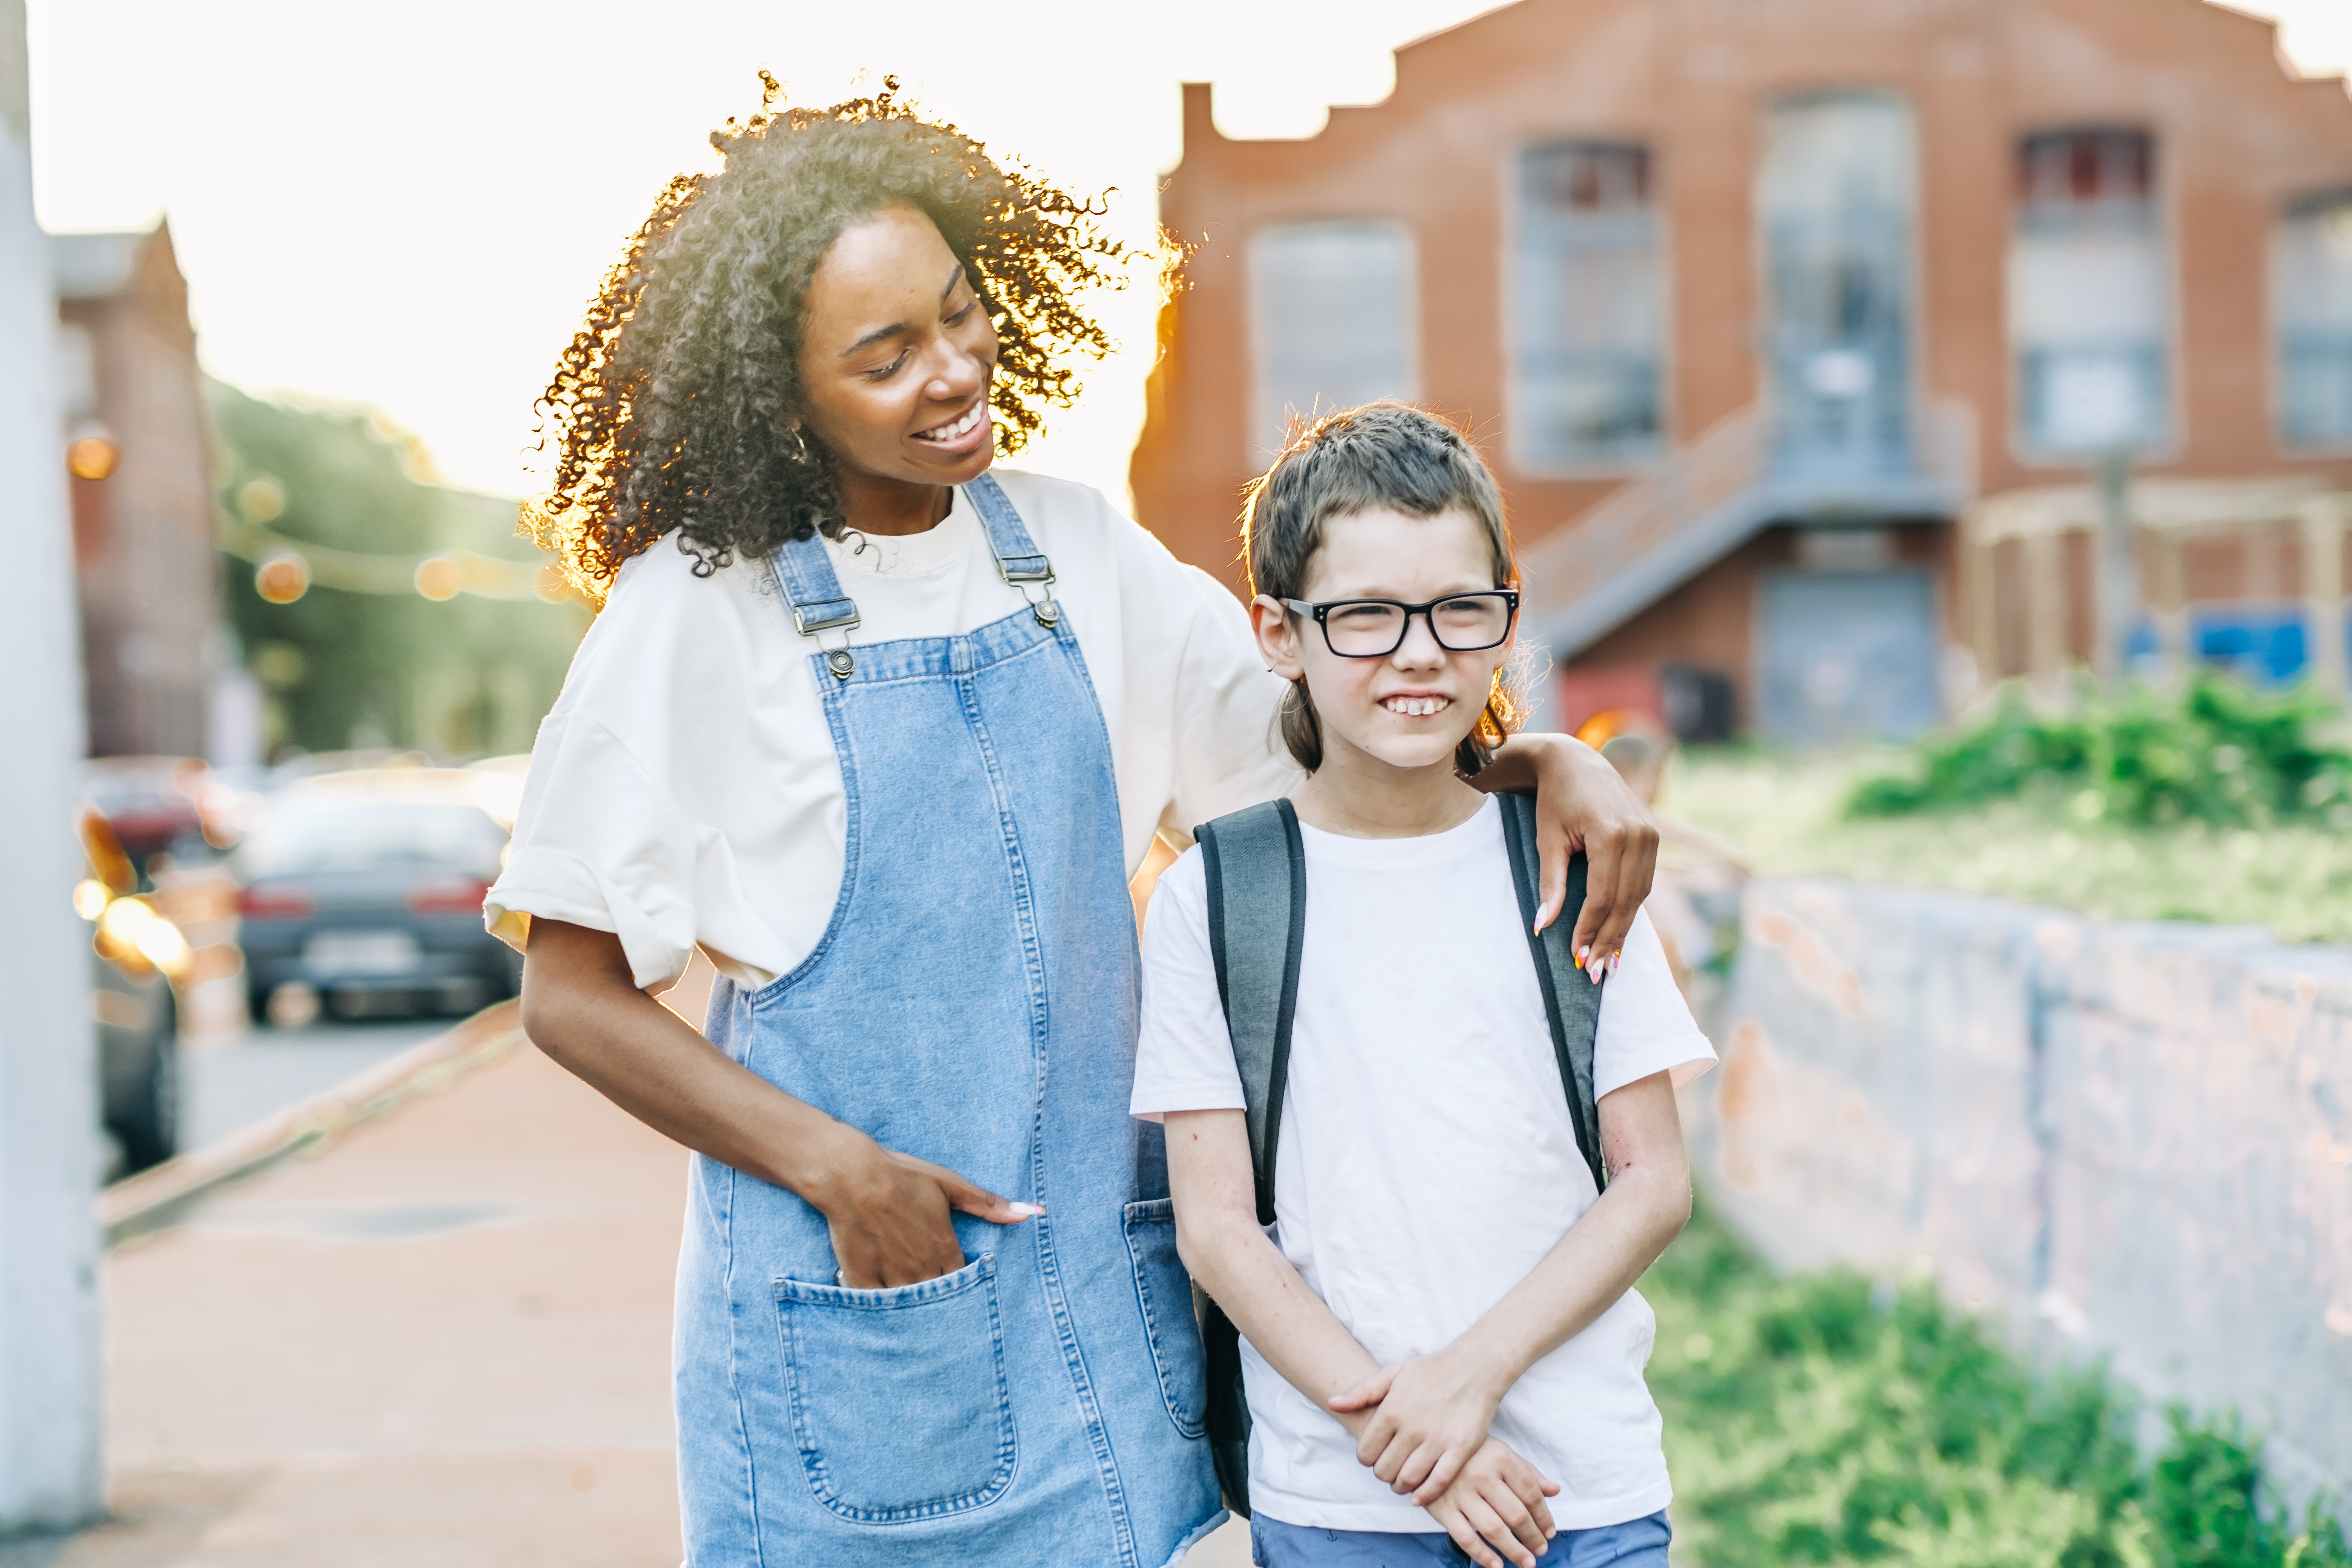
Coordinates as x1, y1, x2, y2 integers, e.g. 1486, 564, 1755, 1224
1281, 590, 1520, 658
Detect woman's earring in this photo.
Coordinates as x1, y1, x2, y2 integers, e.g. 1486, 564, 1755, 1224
787, 425, 811, 463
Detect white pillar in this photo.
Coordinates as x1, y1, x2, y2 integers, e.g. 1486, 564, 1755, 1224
2093, 449, 2139, 685
0, 0, 104, 1533
2300, 495, 2347, 701
2023, 527, 2068, 698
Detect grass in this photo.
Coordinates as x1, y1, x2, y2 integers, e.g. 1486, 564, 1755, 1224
1642, 1208, 2351, 1568
1663, 746, 2352, 948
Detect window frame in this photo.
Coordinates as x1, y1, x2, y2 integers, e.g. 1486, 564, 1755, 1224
1752, 86, 1927, 485
2005, 124, 2184, 469
1502, 136, 1673, 479
2271, 186, 2352, 456
1243, 217, 1422, 467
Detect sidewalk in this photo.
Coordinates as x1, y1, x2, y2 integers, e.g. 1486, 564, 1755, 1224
17, 1006, 1256, 1567
29, 1009, 684, 1566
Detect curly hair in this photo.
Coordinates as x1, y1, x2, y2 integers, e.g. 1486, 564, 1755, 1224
527, 75, 1130, 600
1240, 403, 1528, 777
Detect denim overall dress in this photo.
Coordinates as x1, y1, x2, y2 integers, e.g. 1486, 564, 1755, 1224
675, 474, 1221, 1566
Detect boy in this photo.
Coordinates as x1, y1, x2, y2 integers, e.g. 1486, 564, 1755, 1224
1134, 405, 1714, 1568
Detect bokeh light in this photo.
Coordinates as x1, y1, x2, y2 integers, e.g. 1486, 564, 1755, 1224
413, 556, 463, 601
239, 476, 286, 521
66, 433, 118, 480
254, 553, 310, 604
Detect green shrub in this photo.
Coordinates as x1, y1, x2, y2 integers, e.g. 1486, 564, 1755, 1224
1846, 676, 2352, 830
1644, 1207, 2351, 1567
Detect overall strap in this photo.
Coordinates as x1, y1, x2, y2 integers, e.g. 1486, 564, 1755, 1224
963, 471, 1061, 628
1496, 793, 1608, 1194
771, 529, 862, 681
1193, 798, 1306, 1227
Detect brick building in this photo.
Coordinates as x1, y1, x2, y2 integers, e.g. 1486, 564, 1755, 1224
53, 222, 219, 758
1131, 0, 2352, 741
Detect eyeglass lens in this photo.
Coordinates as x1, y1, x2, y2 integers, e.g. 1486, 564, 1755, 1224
1323, 594, 1514, 657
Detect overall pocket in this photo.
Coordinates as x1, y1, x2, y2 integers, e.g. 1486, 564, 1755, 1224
773, 1253, 1017, 1522
1124, 1199, 1208, 1438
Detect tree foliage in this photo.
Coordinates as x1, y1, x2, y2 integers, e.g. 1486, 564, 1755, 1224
210, 381, 587, 759
1847, 677, 2352, 831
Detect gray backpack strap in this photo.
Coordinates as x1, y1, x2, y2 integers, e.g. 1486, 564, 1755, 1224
1496, 793, 1608, 1194
1193, 798, 1305, 1226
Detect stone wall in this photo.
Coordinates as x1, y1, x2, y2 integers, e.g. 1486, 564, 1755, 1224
1683, 877, 2352, 1493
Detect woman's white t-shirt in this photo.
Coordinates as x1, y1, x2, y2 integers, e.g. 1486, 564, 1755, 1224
484, 470, 1298, 989
1130, 796, 1716, 1533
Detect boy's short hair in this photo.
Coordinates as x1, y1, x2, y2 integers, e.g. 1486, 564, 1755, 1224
1240, 403, 1525, 775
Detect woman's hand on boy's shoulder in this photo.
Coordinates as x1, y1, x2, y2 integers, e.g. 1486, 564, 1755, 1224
1328, 1343, 1513, 1502
1476, 734, 1658, 975
1422, 1436, 1560, 1568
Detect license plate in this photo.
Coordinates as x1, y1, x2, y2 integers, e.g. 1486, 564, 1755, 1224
304, 930, 420, 975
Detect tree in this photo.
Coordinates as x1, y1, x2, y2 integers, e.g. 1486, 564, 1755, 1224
207, 381, 587, 760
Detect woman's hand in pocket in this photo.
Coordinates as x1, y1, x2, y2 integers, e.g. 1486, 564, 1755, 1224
811, 1131, 1040, 1288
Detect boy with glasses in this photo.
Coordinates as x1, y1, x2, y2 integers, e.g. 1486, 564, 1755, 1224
1133, 404, 1714, 1568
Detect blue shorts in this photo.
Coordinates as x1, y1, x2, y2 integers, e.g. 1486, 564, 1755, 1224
1249, 1509, 1672, 1567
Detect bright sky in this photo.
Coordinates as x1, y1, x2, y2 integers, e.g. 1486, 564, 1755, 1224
28, 0, 2352, 508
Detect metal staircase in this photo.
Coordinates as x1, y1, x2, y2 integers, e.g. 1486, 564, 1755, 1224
1520, 398, 1978, 658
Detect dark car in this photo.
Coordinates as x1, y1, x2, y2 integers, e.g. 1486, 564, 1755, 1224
234, 771, 520, 1024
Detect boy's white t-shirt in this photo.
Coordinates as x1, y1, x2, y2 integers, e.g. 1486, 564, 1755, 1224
1131, 795, 1716, 1534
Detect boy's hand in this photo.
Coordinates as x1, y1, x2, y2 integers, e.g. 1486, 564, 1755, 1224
1423, 1437, 1560, 1568
1328, 1344, 1508, 1502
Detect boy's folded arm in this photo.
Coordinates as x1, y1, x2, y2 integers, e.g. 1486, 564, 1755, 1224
1423, 1436, 1563, 1568
1346, 1069, 1694, 1507
1163, 1108, 1385, 1441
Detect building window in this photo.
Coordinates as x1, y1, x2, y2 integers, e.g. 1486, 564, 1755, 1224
1758, 92, 1919, 480
1247, 220, 1417, 460
1509, 142, 1663, 469
2010, 129, 2171, 457
2276, 189, 2352, 450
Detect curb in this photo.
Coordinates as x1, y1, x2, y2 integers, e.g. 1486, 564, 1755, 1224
101, 1000, 528, 1248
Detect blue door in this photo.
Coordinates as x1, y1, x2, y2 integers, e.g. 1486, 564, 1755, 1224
1758, 92, 1919, 483
1759, 568, 1942, 744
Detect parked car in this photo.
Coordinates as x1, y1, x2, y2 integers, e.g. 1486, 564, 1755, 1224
82, 755, 239, 871
76, 806, 188, 1173
233, 770, 519, 1024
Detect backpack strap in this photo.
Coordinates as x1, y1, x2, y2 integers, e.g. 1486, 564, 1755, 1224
1193, 798, 1305, 1227
1496, 793, 1608, 1194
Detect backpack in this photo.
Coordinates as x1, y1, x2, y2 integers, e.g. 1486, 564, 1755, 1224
1188, 792, 1608, 1519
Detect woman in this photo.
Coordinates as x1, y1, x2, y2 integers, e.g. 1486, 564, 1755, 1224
496, 83, 1659, 1568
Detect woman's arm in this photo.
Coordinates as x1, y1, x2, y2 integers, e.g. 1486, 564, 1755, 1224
521, 919, 1036, 1287
1328, 1071, 1691, 1502
1472, 734, 1660, 979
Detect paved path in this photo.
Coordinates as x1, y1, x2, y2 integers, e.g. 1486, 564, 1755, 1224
47, 1027, 684, 1566
20, 1011, 1257, 1566
178, 1018, 443, 1152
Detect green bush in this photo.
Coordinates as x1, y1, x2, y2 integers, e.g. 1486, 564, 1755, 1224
1847, 677, 2352, 831
1644, 1207, 2352, 1567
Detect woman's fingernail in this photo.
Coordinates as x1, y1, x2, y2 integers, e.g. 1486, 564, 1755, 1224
1007, 1203, 1043, 1219
1575, 945, 1591, 971
1609, 951, 1622, 972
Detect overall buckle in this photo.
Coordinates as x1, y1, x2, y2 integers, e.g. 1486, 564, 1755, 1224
997, 554, 1059, 628
790, 602, 861, 678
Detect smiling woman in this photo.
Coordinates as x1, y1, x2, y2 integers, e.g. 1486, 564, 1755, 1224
528, 75, 1122, 593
